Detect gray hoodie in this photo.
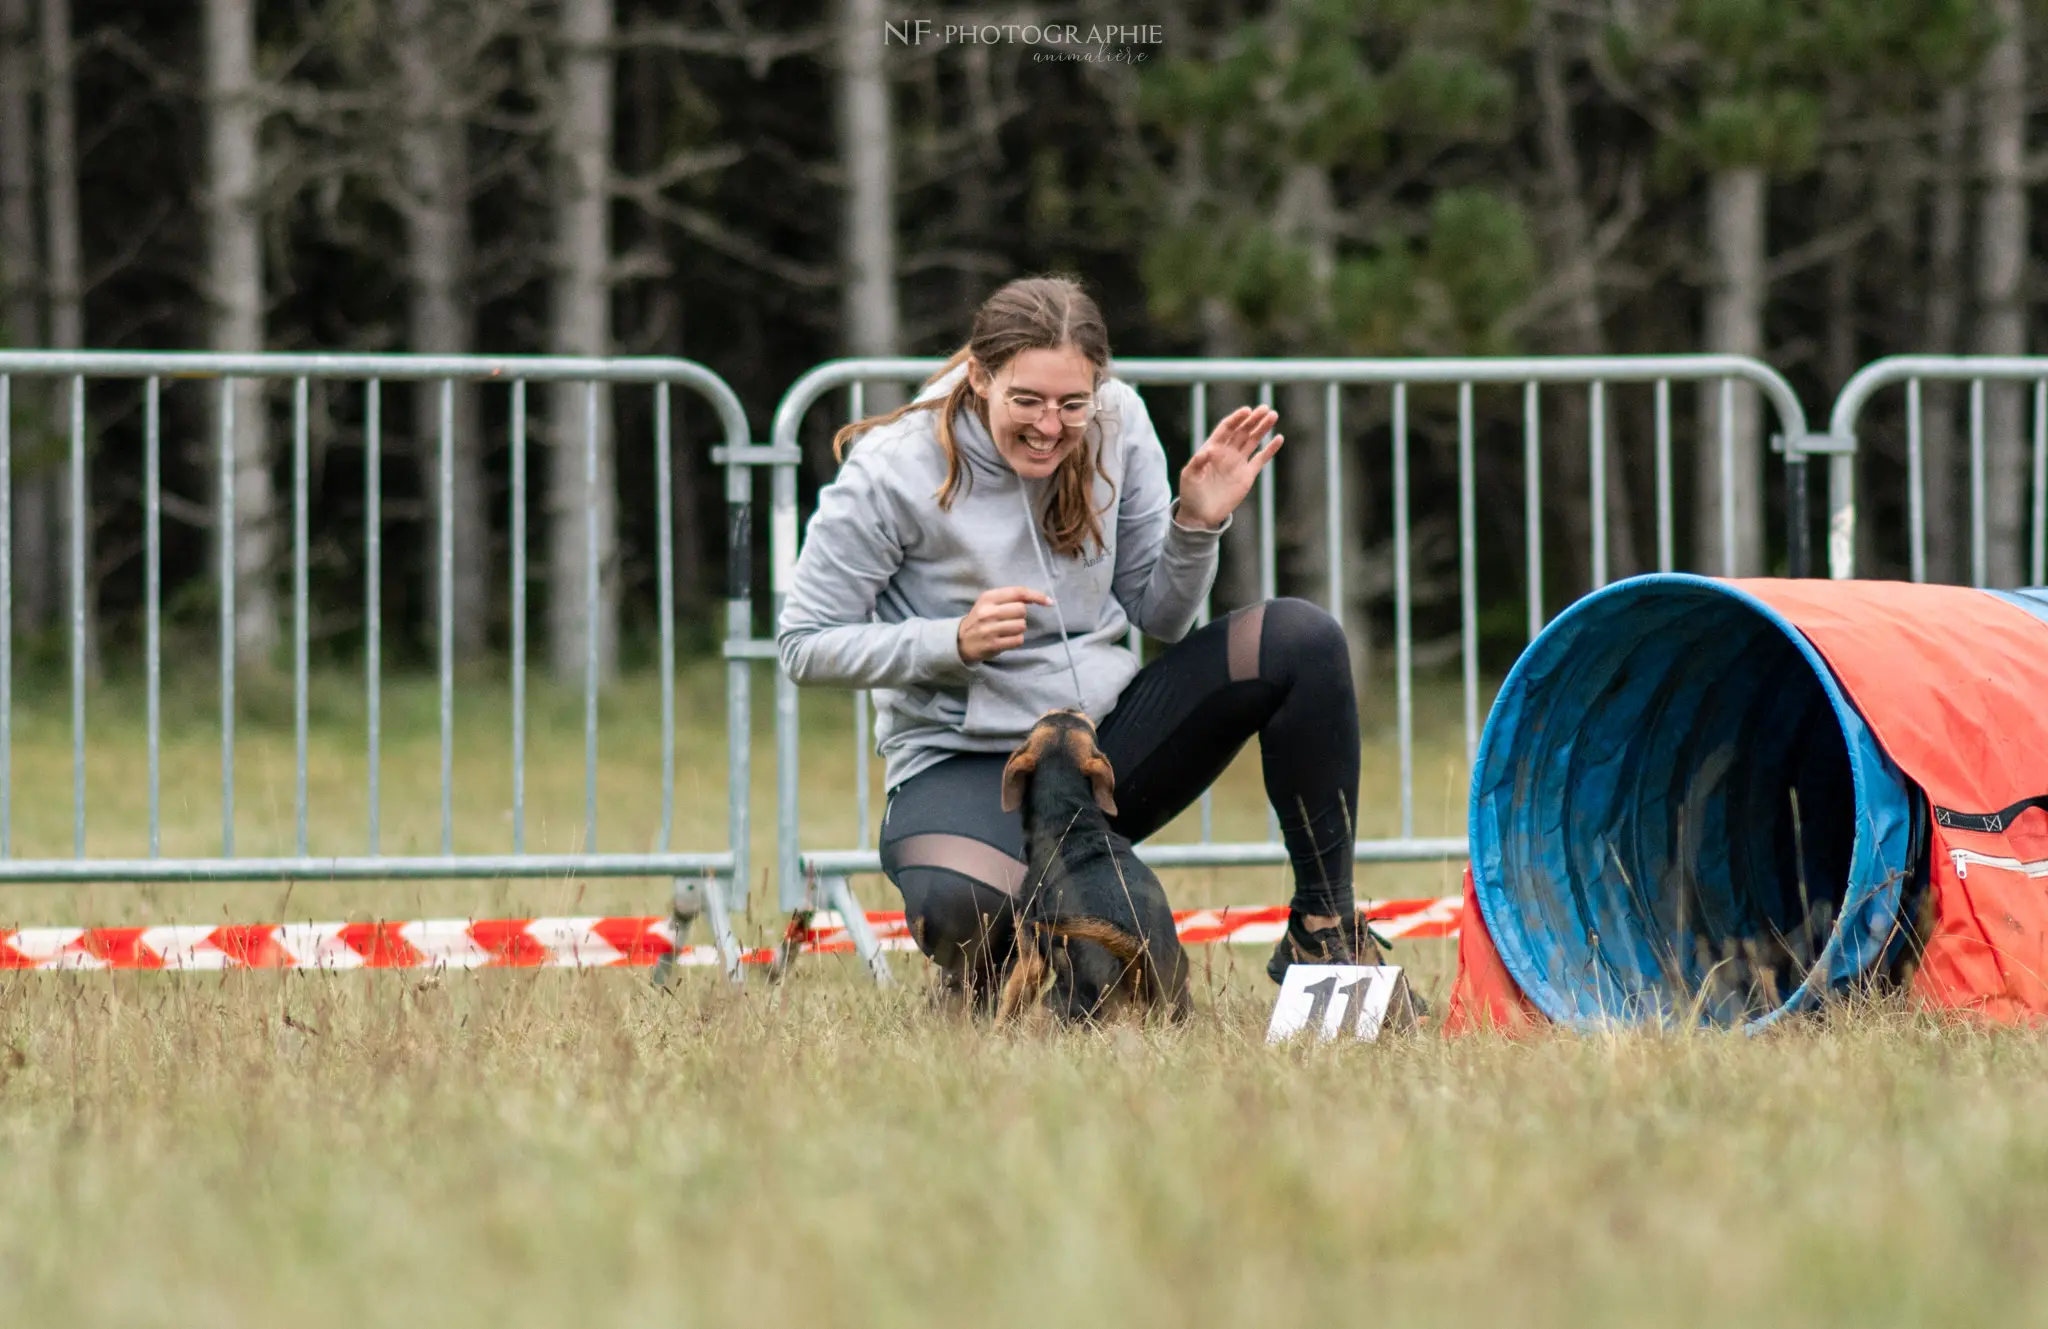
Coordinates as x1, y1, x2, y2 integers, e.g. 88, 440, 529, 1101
777, 366, 1229, 791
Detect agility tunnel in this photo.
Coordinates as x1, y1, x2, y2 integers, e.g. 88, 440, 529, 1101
1447, 575, 2048, 1032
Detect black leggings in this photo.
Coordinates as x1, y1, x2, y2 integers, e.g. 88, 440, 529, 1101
879, 597, 1360, 991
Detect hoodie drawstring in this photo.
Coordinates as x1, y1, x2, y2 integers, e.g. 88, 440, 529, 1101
1016, 477, 1089, 716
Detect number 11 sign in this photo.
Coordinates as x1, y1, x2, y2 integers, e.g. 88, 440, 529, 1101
1265, 965, 1418, 1043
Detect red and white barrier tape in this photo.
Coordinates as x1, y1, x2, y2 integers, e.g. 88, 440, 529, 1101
0, 896, 1463, 972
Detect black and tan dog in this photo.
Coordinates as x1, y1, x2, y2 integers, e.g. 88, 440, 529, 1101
995, 709, 1192, 1024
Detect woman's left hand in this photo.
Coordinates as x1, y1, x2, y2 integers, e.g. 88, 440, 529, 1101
1177, 405, 1283, 530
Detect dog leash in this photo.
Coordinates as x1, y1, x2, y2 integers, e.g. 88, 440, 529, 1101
1016, 477, 1090, 716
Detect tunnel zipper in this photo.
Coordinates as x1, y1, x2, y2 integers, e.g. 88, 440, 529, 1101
1949, 848, 2048, 881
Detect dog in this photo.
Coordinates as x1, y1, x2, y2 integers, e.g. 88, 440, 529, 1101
994, 709, 1192, 1024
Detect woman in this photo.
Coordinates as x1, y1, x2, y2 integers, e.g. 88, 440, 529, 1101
779, 275, 1371, 1007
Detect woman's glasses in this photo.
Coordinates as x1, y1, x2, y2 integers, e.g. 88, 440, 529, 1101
1002, 391, 1097, 429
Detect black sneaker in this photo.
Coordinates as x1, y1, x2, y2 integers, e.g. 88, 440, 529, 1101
1267, 912, 1435, 1019
1268, 910, 1388, 984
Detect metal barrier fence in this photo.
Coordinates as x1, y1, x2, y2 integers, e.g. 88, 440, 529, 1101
769, 355, 1813, 983
36, 350, 2000, 989
0, 352, 753, 978
1826, 356, 2048, 586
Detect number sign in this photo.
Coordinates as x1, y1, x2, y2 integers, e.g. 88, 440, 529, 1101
1265, 965, 1416, 1043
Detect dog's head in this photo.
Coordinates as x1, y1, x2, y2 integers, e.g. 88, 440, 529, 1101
1000, 709, 1117, 816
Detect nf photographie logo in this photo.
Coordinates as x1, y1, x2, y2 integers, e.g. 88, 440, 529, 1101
884, 20, 1164, 62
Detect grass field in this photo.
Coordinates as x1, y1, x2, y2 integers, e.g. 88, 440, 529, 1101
5, 661, 2047, 1326
9, 975, 2048, 1326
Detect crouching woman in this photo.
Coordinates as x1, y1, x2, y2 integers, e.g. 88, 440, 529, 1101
777, 274, 1367, 1007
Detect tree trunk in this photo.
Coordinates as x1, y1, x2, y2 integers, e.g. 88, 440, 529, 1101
203, 0, 277, 670
1822, 154, 1875, 581
37, 0, 75, 351
547, 0, 618, 684
668, 300, 704, 623
623, 44, 702, 623
1699, 167, 1766, 577
0, 0, 56, 638
950, 44, 998, 341
1922, 88, 1967, 584
1269, 159, 1371, 688
1202, 297, 1262, 615
835, 0, 902, 414
1280, 376, 1328, 604
1975, 0, 2027, 588
0, 0, 32, 353
1339, 418, 1374, 695
1282, 363, 1378, 701
38, 0, 95, 678
1533, 2, 1637, 590
1822, 198, 1859, 392
394, 0, 486, 664
1274, 162, 1332, 604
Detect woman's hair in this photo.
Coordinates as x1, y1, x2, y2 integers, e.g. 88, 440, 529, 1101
832, 274, 1115, 559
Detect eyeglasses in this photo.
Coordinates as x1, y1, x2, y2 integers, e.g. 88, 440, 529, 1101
1002, 391, 1097, 429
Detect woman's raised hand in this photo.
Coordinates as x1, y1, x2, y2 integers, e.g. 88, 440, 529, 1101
957, 586, 1056, 664
1178, 405, 1283, 530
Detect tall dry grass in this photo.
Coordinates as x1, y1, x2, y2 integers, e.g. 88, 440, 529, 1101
3, 967, 2047, 1327
6, 663, 2042, 1326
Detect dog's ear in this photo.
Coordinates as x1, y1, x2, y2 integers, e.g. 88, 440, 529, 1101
1079, 752, 1118, 816
1000, 747, 1039, 812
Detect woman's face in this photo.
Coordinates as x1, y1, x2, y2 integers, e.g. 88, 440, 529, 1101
968, 346, 1099, 480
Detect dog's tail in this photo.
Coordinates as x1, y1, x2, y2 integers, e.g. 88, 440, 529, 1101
1039, 916, 1190, 1022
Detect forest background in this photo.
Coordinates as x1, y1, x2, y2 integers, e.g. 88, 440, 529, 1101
0, 0, 2037, 689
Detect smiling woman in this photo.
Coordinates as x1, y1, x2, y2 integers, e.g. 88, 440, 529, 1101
778, 275, 1368, 1012
970, 348, 1100, 476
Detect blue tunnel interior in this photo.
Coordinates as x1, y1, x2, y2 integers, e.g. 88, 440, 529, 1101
1469, 575, 1922, 1030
